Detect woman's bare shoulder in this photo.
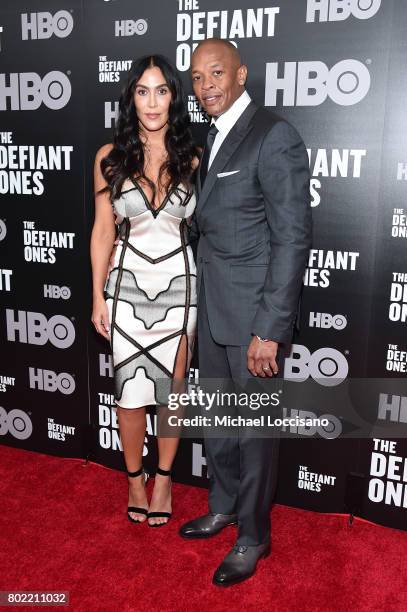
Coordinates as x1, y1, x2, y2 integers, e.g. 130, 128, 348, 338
95, 143, 114, 162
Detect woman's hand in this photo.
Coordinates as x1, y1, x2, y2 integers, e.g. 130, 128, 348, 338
91, 295, 110, 341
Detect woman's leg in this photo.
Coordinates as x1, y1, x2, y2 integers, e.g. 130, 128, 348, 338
148, 335, 188, 525
117, 405, 148, 522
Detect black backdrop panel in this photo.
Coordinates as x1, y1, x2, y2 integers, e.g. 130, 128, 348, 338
0, 0, 89, 458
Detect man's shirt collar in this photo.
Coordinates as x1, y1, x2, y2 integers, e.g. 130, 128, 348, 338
211, 90, 252, 136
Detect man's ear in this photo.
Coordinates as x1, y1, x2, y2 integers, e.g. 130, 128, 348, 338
238, 65, 248, 86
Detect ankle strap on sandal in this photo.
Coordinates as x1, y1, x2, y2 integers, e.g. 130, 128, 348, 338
127, 467, 143, 478
156, 467, 171, 476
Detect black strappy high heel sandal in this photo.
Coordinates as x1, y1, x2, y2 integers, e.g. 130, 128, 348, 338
147, 467, 172, 527
127, 467, 148, 524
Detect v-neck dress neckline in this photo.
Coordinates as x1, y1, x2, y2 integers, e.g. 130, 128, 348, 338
129, 176, 177, 218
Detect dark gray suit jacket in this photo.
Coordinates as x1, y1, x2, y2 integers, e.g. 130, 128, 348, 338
190, 101, 312, 347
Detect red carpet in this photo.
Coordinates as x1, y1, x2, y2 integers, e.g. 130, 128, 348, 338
1, 445, 407, 612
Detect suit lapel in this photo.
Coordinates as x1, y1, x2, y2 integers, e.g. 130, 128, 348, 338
196, 143, 203, 196
197, 102, 258, 212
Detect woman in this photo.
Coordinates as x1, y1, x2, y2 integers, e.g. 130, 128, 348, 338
90, 55, 198, 527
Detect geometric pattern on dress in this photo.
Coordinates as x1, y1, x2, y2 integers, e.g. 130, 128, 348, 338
105, 270, 197, 330
106, 180, 196, 407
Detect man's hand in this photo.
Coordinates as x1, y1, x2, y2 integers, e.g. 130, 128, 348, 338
247, 336, 279, 377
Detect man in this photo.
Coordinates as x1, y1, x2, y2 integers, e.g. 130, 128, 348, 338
180, 38, 312, 586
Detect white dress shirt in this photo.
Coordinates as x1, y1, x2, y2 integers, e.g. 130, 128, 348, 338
208, 89, 252, 169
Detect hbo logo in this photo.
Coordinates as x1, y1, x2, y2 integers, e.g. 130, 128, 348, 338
265, 60, 370, 106
43, 285, 71, 300
99, 354, 114, 378
21, 11, 74, 40
309, 312, 347, 330
115, 19, 148, 37
283, 408, 342, 439
284, 344, 349, 386
0, 407, 33, 440
29, 367, 75, 394
0, 71, 71, 111
306, 0, 381, 22
6, 309, 75, 349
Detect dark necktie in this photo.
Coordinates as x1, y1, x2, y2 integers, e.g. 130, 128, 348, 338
200, 123, 218, 186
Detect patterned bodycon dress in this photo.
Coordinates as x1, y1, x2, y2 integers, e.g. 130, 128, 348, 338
104, 177, 197, 409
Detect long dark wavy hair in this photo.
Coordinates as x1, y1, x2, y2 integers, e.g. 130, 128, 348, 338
99, 54, 198, 204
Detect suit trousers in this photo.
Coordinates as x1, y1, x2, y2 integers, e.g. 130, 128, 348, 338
198, 279, 284, 546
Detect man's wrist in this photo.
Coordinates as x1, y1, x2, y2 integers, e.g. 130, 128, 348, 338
252, 333, 281, 345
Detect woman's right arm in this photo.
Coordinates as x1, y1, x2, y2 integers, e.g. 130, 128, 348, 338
90, 144, 116, 340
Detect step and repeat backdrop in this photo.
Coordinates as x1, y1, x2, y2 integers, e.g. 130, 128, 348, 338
1, 0, 406, 531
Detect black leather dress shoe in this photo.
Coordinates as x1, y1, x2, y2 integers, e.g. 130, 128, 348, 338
179, 513, 238, 539
213, 542, 271, 587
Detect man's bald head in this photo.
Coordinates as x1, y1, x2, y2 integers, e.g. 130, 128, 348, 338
193, 38, 242, 68
191, 38, 248, 118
